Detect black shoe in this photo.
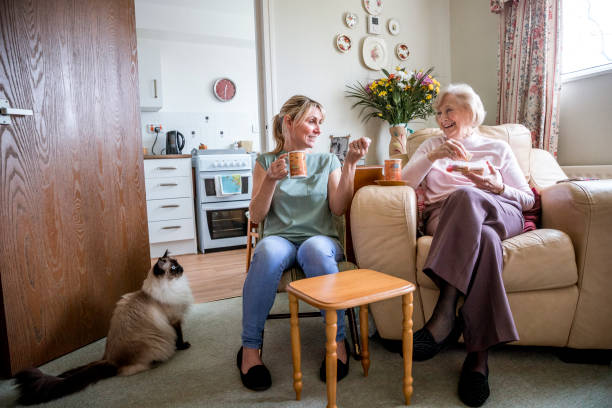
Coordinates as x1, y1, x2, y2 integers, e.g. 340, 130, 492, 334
458, 364, 490, 407
319, 339, 350, 383
413, 317, 463, 361
237, 347, 271, 391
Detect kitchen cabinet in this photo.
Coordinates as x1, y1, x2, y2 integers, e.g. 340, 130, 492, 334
144, 156, 197, 257
137, 38, 163, 111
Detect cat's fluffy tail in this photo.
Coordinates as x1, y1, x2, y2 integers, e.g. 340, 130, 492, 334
14, 360, 118, 405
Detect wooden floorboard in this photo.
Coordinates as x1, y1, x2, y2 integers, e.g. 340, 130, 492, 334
151, 249, 247, 304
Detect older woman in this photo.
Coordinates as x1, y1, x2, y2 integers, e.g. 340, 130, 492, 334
239, 95, 370, 391
402, 84, 534, 407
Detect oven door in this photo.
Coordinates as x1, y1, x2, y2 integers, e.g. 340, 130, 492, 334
198, 170, 252, 203
197, 200, 249, 252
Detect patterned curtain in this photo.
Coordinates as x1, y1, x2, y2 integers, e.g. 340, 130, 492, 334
492, 0, 561, 156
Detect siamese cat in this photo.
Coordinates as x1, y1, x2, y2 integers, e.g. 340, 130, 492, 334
15, 250, 193, 405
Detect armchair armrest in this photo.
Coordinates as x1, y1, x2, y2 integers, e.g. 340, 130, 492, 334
350, 185, 421, 338
529, 148, 567, 191
541, 180, 612, 349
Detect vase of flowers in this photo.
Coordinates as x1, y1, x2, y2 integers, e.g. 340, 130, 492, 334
346, 67, 440, 157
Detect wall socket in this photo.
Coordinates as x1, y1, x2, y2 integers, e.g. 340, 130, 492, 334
146, 124, 163, 133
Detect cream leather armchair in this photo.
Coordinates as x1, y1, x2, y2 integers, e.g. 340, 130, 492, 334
350, 124, 612, 350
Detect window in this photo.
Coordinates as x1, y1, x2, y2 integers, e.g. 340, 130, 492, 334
562, 0, 612, 82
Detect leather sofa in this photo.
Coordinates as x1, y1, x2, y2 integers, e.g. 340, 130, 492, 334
350, 124, 612, 350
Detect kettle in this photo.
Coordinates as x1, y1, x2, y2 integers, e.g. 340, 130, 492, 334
165, 130, 185, 154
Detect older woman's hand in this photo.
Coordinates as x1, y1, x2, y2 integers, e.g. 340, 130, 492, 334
465, 161, 505, 194
345, 137, 371, 166
427, 139, 470, 162
266, 153, 289, 181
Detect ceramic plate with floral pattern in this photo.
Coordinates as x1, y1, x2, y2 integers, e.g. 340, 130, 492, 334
363, 0, 383, 16
363, 36, 387, 70
336, 34, 352, 53
388, 18, 400, 35
345, 12, 358, 29
396, 43, 410, 61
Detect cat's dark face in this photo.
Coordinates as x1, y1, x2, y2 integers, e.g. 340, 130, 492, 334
153, 250, 184, 279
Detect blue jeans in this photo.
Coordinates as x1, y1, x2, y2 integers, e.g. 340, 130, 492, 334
241, 235, 345, 349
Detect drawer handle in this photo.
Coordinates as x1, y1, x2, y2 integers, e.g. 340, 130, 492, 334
161, 204, 180, 208
159, 183, 178, 187
157, 166, 177, 170
162, 225, 182, 230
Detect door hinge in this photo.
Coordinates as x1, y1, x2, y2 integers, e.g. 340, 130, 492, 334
0, 99, 33, 125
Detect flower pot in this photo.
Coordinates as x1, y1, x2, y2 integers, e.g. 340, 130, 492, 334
388, 125, 408, 156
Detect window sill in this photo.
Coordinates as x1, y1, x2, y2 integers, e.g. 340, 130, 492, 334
561, 64, 612, 83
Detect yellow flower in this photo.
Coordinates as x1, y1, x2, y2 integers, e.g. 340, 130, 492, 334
379, 91, 388, 96
421, 100, 425, 103
426, 94, 432, 100
371, 82, 378, 89
377, 113, 383, 117
428, 84, 434, 90
436, 86, 440, 93
386, 104, 392, 110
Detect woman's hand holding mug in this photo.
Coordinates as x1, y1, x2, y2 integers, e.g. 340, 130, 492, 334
266, 153, 289, 181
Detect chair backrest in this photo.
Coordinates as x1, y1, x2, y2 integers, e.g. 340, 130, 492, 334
395, 124, 533, 181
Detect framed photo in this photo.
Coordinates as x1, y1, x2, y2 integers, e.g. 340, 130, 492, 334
330, 135, 350, 164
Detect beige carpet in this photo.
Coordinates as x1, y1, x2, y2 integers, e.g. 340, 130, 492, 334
1, 296, 610, 407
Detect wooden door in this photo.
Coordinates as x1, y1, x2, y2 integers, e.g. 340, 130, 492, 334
0, 0, 149, 376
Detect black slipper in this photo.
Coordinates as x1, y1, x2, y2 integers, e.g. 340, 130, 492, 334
319, 339, 350, 383
413, 317, 463, 361
458, 364, 490, 407
237, 347, 271, 391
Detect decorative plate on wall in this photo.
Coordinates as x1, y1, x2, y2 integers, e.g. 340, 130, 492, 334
344, 12, 358, 29
363, 0, 383, 16
395, 43, 410, 61
213, 78, 236, 102
362, 36, 387, 70
336, 34, 352, 53
388, 18, 400, 35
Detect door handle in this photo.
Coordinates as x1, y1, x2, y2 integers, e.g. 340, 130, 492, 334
159, 183, 178, 187
161, 204, 180, 208
162, 225, 181, 230
157, 166, 177, 170
0, 99, 33, 125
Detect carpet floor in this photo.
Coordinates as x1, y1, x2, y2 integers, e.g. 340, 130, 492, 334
1, 296, 610, 407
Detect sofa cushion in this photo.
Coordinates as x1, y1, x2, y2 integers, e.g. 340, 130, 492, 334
416, 229, 577, 293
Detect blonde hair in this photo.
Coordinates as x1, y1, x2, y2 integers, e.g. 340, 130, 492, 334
271, 95, 325, 154
433, 83, 486, 127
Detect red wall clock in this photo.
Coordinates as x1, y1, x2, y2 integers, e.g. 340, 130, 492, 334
213, 78, 236, 102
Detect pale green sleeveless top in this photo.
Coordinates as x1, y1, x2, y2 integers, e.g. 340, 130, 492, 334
256, 152, 342, 244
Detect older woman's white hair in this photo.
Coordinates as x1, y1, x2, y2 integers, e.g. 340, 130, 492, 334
433, 83, 486, 127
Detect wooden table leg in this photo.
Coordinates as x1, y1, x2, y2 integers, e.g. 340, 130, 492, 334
402, 293, 414, 405
325, 309, 338, 408
359, 304, 370, 377
289, 293, 302, 400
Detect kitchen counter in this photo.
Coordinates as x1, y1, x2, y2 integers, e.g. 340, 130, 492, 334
144, 154, 191, 159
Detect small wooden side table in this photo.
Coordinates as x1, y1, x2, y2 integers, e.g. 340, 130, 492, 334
286, 269, 416, 408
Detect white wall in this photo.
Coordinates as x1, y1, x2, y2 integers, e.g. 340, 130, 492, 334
558, 72, 612, 165
135, 0, 260, 153
449, 0, 498, 125
269, 0, 451, 164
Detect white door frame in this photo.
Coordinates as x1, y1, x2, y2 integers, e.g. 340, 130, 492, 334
254, 0, 277, 152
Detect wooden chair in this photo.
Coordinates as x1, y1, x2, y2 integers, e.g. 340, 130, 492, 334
245, 216, 363, 359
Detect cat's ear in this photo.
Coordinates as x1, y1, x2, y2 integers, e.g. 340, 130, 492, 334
153, 259, 165, 276
162, 249, 169, 258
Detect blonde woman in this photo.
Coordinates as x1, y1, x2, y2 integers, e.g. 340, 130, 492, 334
238, 95, 370, 391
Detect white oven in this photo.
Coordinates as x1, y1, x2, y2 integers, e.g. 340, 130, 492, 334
198, 200, 249, 251
193, 150, 253, 253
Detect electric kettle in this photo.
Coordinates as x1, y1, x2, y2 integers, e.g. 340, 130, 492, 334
165, 130, 185, 154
